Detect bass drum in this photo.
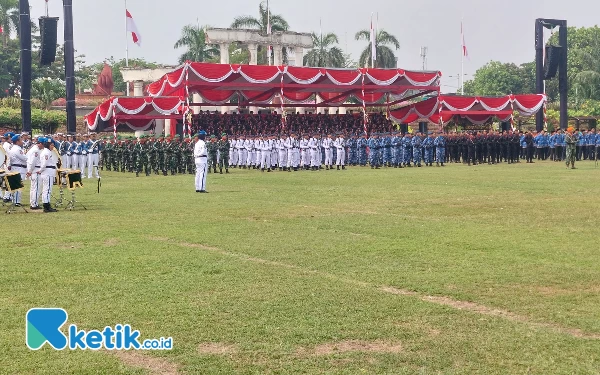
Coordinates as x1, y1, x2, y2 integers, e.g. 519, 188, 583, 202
0, 144, 7, 168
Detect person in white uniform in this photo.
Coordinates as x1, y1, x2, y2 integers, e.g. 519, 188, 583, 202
26, 138, 43, 210
334, 133, 347, 170
37, 139, 58, 213
2, 132, 14, 202
322, 133, 334, 170
7, 135, 28, 206
194, 131, 209, 193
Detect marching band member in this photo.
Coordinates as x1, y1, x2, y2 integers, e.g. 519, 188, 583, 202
2, 132, 14, 202
79, 134, 89, 177
87, 132, 100, 179
38, 138, 58, 213
26, 137, 43, 210
8, 135, 28, 207
323, 133, 334, 170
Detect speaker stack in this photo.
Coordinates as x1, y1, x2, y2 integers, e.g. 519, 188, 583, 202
39, 17, 59, 66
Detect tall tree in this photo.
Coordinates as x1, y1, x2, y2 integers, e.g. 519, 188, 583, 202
303, 32, 344, 68
230, 1, 290, 65
355, 29, 400, 68
463, 61, 525, 96
0, 0, 18, 47
174, 25, 218, 64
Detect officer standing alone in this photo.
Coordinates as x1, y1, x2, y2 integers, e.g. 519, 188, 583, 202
194, 131, 209, 193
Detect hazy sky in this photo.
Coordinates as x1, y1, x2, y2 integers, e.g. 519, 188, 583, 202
32, 0, 599, 93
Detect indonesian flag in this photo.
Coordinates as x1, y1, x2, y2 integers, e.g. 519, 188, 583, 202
126, 10, 142, 46
0, 25, 3, 34
461, 22, 468, 59
370, 15, 376, 62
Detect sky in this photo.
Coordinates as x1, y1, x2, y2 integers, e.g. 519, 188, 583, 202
31, 0, 600, 93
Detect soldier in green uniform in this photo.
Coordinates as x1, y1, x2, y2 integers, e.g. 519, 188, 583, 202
217, 133, 230, 174
207, 135, 218, 174
163, 137, 172, 176
147, 135, 157, 174
121, 138, 130, 172
113, 137, 123, 172
182, 137, 194, 174
104, 137, 114, 171
154, 135, 165, 175
128, 137, 137, 173
133, 136, 143, 177
565, 127, 578, 169
164, 135, 178, 175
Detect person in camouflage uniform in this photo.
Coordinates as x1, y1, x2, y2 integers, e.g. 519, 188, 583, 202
104, 138, 114, 171
113, 137, 122, 172
154, 136, 165, 175
163, 137, 173, 176
134, 136, 151, 177
183, 138, 195, 174
565, 127, 578, 169
147, 135, 157, 174
207, 135, 218, 173
128, 137, 137, 172
217, 133, 230, 174
121, 138, 130, 172
167, 135, 181, 175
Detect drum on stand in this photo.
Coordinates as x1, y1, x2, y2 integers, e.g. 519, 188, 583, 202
3, 172, 24, 192
66, 170, 83, 191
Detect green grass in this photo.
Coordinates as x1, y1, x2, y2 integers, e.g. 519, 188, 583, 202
2, 161, 600, 374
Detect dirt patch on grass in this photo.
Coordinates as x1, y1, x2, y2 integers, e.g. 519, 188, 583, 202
197, 342, 238, 355
298, 340, 403, 356
111, 351, 178, 375
103, 238, 119, 247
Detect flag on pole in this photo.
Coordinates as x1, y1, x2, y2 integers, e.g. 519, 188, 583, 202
126, 10, 142, 46
461, 22, 468, 59
370, 15, 376, 63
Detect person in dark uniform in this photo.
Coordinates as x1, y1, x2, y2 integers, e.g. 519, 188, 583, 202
524, 131, 535, 163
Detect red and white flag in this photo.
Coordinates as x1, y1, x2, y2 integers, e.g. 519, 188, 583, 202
126, 10, 142, 46
461, 22, 468, 59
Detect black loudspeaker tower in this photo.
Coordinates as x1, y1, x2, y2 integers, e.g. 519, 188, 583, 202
419, 122, 428, 134
400, 124, 408, 134
39, 17, 59, 66
543, 45, 561, 80
501, 121, 510, 132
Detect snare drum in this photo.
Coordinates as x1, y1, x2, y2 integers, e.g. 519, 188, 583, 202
66, 170, 83, 191
3, 172, 24, 192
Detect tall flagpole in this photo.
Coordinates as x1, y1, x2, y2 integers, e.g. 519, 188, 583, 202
125, 0, 130, 96
460, 20, 464, 95
370, 13, 374, 69
267, 0, 271, 66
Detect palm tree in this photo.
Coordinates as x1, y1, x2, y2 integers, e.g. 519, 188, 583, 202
230, 1, 289, 65
174, 25, 218, 64
0, 0, 18, 47
355, 29, 400, 69
303, 32, 345, 68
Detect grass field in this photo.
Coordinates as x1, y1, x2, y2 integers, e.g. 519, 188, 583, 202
2, 160, 600, 374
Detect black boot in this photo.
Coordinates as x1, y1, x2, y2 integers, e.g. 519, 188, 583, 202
220, 168, 223, 174
342, 166, 346, 170
136, 172, 139, 177
43, 203, 57, 213
337, 165, 340, 170
226, 169, 229, 174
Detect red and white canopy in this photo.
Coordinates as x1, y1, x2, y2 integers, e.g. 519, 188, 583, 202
390, 94, 546, 125
146, 62, 441, 106
85, 96, 186, 131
